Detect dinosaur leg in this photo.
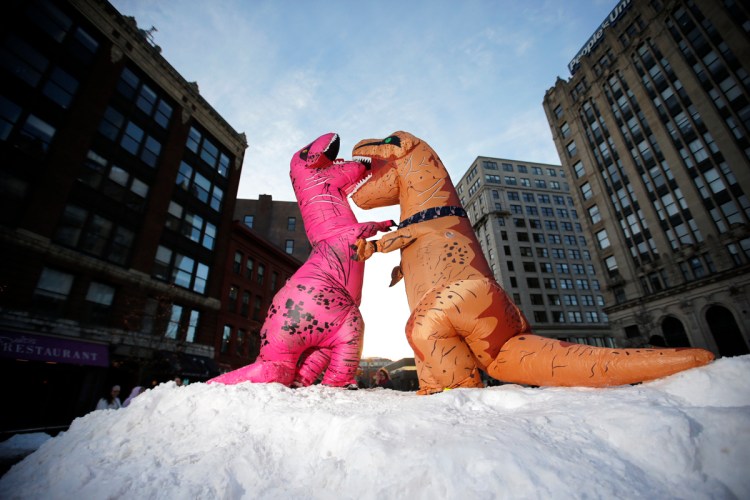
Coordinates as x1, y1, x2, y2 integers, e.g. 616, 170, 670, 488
294, 347, 331, 386
319, 310, 365, 387
406, 294, 484, 394
486, 334, 715, 387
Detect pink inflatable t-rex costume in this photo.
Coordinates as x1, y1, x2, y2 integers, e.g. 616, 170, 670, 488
209, 133, 393, 387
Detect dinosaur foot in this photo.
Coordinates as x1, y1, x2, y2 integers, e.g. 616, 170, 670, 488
207, 361, 295, 386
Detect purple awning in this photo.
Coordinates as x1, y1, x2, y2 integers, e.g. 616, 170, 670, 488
0, 330, 109, 367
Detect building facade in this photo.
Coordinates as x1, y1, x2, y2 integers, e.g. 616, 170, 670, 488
234, 194, 311, 263
0, 0, 247, 431
216, 221, 301, 372
542, 0, 750, 355
456, 157, 615, 346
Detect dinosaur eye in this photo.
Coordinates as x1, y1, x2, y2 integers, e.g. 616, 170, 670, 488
382, 136, 400, 146
299, 143, 313, 161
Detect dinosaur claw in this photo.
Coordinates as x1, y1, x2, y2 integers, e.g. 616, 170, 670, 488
389, 265, 403, 287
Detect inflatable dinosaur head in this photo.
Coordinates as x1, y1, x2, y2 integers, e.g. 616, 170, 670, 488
351, 131, 460, 218
290, 132, 369, 201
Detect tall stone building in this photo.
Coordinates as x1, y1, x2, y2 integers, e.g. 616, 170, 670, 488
456, 157, 615, 346
0, 0, 247, 431
542, 0, 750, 355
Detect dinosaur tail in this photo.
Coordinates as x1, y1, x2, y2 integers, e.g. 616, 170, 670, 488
486, 334, 714, 388
207, 360, 295, 386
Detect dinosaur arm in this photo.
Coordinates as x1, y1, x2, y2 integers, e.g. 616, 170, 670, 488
355, 220, 396, 239
351, 226, 414, 261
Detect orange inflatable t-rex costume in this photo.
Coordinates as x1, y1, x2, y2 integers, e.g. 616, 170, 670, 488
351, 131, 713, 395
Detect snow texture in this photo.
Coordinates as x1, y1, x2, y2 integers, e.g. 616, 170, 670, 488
1, 356, 749, 499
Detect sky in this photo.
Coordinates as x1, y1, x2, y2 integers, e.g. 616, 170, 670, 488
1, 355, 749, 498
109, 0, 620, 360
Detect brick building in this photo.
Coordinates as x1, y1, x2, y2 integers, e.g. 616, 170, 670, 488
234, 194, 311, 263
216, 221, 301, 372
0, 0, 246, 432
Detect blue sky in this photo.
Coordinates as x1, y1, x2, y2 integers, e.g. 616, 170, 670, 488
111, 0, 619, 360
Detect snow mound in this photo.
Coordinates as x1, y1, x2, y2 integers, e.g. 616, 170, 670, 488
1, 356, 749, 499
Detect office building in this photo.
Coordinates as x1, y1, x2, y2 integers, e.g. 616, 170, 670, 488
457, 157, 615, 346
0, 0, 247, 430
542, 0, 750, 355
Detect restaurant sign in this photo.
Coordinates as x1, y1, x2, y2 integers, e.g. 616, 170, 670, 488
0, 330, 109, 367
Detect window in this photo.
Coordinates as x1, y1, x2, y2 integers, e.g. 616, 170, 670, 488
154, 245, 210, 294
236, 329, 246, 356
566, 141, 577, 157
588, 205, 601, 224
80, 151, 150, 212
83, 282, 114, 325
185, 310, 199, 343
43, 66, 79, 108
257, 263, 265, 285
165, 305, 200, 342
604, 255, 618, 276
221, 325, 231, 354
560, 122, 571, 138
176, 161, 224, 211
285, 240, 294, 254
534, 311, 548, 323
233, 252, 242, 274
0, 96, 22, 140
20, 114, 56, 151
186, 126, 230, 177
116, 67, 173, 128
573, 161, 585, 178
252, 296, 263, 320
596, 230, 611, 249
581, 182, 593, 200
241, 291, 250, 317
245, 258, 254, 280
55, 205, 134, 265
33, 267, 73, 315
228, 286, 238, 312
171, 209, 216, 250
244, 215, 254, 228
2, 34, 50, 87
568, 311, 583, 323
287, 217, 296, 231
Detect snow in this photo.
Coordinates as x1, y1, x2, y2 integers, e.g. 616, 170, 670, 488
0, 434, 52, 462
2, 356, 749, 500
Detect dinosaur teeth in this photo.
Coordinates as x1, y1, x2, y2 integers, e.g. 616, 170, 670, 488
347, 172, 372, 197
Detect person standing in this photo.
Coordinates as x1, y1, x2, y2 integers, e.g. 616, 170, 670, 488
122, 386, 144, 407
95, 385, 122, 410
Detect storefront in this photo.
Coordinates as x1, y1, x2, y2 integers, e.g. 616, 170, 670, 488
0, 330, 110, 434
